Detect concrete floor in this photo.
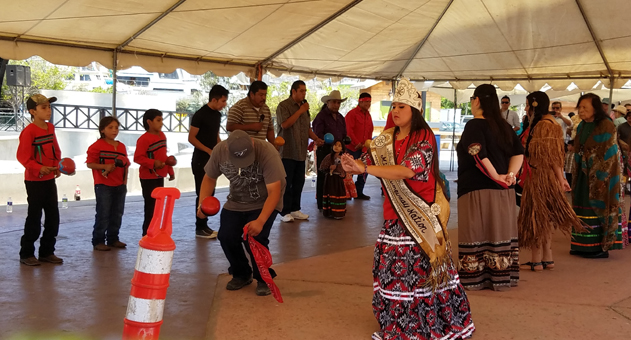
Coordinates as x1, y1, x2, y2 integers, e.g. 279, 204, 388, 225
2, 173, 630, 339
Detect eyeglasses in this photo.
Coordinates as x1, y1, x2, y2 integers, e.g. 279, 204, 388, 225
501, 101, 509, 104
552, 107, 561, 110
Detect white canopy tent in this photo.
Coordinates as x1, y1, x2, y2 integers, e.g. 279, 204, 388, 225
1, 0, 631, 92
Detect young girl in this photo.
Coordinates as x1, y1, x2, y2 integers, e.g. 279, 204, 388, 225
134, 109, 174, 236
319, 140, 347, 219
342, 78, 473, 340
16, 94, 64, 266
86, 117, 130, 251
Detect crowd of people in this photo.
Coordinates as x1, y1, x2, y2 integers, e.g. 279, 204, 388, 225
15, 76, 631, 339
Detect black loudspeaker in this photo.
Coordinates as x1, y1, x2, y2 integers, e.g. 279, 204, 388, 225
5, 65, 31, 86
24, 66, 31, 87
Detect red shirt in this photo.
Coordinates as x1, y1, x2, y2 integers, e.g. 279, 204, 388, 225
382, 131, 437, 220
87, 139, 130, 186
133, 132, 174, 180
16, 122, 61, 181
345, 106, 374, 152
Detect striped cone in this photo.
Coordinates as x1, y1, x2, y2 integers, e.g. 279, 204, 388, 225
123, 187, 181, 340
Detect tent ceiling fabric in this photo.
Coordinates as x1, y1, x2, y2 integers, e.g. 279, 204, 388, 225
1, 0, 630, 89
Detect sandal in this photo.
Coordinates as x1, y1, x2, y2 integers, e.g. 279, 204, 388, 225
542, 261, 555, 270
520, 262, 543, 272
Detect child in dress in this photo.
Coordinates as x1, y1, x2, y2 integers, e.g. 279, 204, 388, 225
565, 140, 575, 186
133, 109, 174, 236
86, 117, 130, 251
319, 140, 347, 219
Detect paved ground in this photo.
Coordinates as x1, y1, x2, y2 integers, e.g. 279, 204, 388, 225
2, 172, 630, 340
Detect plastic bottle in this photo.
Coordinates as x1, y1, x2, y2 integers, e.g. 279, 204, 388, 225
62, 194, 68, 209
311, 177, 316, 187
6, 197, 12, 213
74, 185, 81, 201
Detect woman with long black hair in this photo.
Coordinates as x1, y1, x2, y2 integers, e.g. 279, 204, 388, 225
517, 91, 584, 271
571, 93, 623, 258
456, 84, 524, 291
342, 78, 474, 340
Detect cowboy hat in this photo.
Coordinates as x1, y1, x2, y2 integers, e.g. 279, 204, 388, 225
321, 90, 347, 104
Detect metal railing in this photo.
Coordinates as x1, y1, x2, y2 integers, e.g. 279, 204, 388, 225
48, 104, 228, 133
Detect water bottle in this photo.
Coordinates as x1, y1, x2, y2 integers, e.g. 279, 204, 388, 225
62, 194, 68, 209
311, 177, 316, 187
6, 197, 12, 213
74, 185, 81, 201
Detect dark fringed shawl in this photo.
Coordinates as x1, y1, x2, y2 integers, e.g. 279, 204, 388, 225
518, 120, 586, 249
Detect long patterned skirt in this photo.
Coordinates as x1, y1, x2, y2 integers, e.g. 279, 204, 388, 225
372, 219, 475, 340
322, 173, 346, 219
572, 168, 623, 252
457, 189, 519, 291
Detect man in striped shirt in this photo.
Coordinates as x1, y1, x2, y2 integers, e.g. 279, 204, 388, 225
227, 81, 275, 143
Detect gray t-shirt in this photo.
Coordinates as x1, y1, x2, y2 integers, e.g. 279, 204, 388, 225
276, 97, 310, 161
205, 138, 286, 212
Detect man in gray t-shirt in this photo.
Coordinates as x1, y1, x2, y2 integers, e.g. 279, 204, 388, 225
197, 130, 286, 296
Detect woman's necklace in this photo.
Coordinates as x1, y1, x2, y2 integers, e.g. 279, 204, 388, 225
395, 131, 409, 158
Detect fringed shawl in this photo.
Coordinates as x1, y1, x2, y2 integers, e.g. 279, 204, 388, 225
518, 119, 585, 249
574, 119, 621, 251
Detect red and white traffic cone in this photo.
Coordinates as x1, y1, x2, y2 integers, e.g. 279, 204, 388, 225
123, 187, 181, 340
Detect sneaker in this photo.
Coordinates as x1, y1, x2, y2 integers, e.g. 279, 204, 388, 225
20, 257, 40, 266
290, 211, 309, 220
93, 244, 111, 251
355, 194, 371, 200
108, 241, 127, 248
39, 254, 63, 264
256, 281, 271, 296
226, 276, 253, 290
280, 214, 294, 223
196, 227, 218, 239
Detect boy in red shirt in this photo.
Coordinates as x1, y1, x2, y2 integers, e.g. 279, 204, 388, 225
16, 94, 64, 266
87, 116, 130, 251
134, 109, 174, 236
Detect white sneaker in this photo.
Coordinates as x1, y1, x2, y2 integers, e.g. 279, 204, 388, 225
280, 214, 294, 223
290, 211, 309, 220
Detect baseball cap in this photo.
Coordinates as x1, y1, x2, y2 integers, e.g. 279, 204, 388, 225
227, 130, 255, 169
26, 94, 57, 111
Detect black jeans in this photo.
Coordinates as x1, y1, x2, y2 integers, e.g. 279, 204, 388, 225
140, 178, 164, 236
192, 158, 213, 231
218, 208, 278, 282
349, 149, 366, 196
92, 184, 127, 246
20, 179, 59, 259
316, 144, 332, 210
280, 159, 306, 216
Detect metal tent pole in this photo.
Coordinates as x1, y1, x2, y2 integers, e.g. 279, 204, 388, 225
112, 50, 118, 116
450, 89, 457, 171
609, 76, 614, 109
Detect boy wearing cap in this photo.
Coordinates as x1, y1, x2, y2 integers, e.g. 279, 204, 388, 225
196, 130, 286, 296
16, 94, 64, 266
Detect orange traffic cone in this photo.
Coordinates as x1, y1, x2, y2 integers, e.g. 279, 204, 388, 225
123, 187, 181, 340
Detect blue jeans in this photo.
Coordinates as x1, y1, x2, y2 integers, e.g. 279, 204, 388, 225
218, 208, 278, 282
349, 149, 366, 196
92, 184, 127, 246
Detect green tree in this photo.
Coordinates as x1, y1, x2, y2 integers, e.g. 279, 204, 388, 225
1, 57, 71, 114
266, 81, 291, 116
90, 86, 114, 94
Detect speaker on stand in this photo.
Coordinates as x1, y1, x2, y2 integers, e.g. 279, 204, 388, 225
5, 65, 32, 130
